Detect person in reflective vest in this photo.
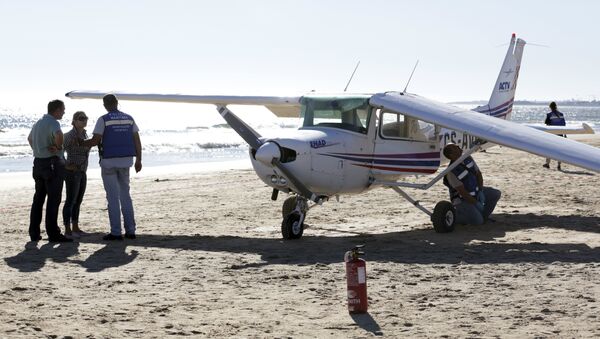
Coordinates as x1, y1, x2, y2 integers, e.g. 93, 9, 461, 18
543, 101, 566, 170
82, 94, 143, 240
442, 143, 501, 225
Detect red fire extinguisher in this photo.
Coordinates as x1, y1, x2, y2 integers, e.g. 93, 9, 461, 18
345, 245, 367, 313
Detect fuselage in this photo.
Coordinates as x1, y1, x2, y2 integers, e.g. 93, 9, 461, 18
250, 95, 443, 196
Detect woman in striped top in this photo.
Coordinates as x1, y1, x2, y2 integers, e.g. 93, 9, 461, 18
62, 111, 91, 238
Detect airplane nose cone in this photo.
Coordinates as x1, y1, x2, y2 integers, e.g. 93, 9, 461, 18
255, 142, 281, 165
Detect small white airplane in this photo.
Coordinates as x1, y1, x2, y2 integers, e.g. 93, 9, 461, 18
66, 34, 600, 239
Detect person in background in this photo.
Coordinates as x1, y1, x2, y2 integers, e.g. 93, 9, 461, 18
27, 100, 72, 243
83, 94, 142, 241
442, 143, 501, 225
543, 101, 567, 170
62, 111, 91, 239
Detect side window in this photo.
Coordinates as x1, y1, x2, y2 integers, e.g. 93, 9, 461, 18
380, 111, 408, 138
379, 111, 436, 141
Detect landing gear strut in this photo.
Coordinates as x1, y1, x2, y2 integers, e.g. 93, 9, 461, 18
281, 195, 309, 239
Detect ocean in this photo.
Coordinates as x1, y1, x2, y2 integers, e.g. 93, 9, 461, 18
1, 104, 599, 173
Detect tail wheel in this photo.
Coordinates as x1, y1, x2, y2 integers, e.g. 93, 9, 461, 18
281, 212, 304, 240
282, 196, 298, 218
431, 201, 456, 233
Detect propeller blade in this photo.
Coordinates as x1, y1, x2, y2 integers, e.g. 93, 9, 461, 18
216, 105, 263, 150
272, 159, 319, 202
216, 105, 320, 203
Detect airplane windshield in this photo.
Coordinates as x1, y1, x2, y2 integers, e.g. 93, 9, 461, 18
300, 97, 370, 134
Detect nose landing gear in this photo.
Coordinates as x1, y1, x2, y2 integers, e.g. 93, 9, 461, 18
281, 195, 309, 239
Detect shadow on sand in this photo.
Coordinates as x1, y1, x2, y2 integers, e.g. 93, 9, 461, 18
5, 212, 599, 272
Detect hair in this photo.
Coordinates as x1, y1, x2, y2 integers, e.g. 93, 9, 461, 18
103, 94, 118, 110
47, 100, 64, 114
443, 144, 455, 159
71, 111, 87, 126
549, 101, 557, 109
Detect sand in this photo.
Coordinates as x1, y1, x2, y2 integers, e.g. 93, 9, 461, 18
1, 137, 599, 338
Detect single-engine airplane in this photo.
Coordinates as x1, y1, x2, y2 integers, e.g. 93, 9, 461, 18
66, 34, 600, 239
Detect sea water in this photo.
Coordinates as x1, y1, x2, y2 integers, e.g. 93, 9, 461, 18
1, 104, 598, 173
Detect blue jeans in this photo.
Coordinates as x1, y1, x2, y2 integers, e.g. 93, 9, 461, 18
101, 167, 136, 236
454, 187, 501, 225
63, 170, 87, 227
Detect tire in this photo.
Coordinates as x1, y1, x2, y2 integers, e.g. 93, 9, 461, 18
281, 212, 304, 239
282, 196, 298, 218
431, 201, 456, 233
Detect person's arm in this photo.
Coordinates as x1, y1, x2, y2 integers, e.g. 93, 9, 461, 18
456, 185, 477, 204
82, 134, 102, 147
133, 132, 142, 173
27, 131, 32, 147
48, 130, 64, 153
476, 170, 483, 188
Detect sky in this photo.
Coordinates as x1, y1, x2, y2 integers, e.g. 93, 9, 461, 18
1, 0, 599, 115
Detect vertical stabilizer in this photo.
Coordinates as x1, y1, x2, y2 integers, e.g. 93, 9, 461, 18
474, 34, 526, 120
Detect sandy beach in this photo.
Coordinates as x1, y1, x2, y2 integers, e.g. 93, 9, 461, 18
1, 137, 599, 338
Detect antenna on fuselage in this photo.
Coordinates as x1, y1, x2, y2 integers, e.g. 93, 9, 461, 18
402, 60, 419, 94
343, 61, 361, 92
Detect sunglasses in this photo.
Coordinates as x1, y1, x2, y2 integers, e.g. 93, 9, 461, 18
77, 117, 88, 121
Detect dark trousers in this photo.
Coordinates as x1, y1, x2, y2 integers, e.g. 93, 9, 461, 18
29, 157, 65, 240
62, 170, 87, 226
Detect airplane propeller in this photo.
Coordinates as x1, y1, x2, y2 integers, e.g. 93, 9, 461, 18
216, 105, 320, 202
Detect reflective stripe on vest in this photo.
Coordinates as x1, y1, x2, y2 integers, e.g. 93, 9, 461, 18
101, 111, 136, 159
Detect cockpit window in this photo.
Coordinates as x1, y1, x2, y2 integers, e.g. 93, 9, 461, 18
300, 97, 370, 134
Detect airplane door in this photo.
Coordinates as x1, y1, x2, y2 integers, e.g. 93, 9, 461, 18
372, 110, 440, 180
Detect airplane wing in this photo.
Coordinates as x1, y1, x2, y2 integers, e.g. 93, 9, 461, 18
65, 91, 302, 117
525, 123, 595, 135
370, 92, 600, 172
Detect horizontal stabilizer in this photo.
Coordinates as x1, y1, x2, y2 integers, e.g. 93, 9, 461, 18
370, 92, 600, 172
525, 123, 595, 135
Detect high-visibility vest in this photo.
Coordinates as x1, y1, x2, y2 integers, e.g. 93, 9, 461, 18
100, 110, 136, 159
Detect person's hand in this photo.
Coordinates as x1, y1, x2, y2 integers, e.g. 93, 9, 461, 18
48, 145, 58, 153
135, 160, 142, 173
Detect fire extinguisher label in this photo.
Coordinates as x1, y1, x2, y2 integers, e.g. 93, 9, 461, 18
357, 267, 366, 284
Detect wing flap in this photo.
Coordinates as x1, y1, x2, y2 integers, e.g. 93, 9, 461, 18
65, 91, 301, 116
370, 92, 600, 172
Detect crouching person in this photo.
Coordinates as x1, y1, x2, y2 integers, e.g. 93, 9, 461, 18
442, 143, 501, 225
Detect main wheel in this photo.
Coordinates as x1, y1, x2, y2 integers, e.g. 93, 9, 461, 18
281, 212, 304, 239
282, 196, 298, 218
431, 201, 456, 233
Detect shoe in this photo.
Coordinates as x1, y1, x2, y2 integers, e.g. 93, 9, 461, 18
102, 233, 123, 241
124, 233, 136, 240
48, 234, 74, 243
543, 164, 550, 169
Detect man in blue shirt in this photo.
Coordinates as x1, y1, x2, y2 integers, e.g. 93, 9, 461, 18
27, 100, 73, 242
543, 101, 567, 170
83, 94, 143, 240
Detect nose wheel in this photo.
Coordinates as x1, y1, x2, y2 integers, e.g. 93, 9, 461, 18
281, 195, 308, 239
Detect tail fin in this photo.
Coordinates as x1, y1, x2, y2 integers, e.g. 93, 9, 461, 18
474, 34, 526, 120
